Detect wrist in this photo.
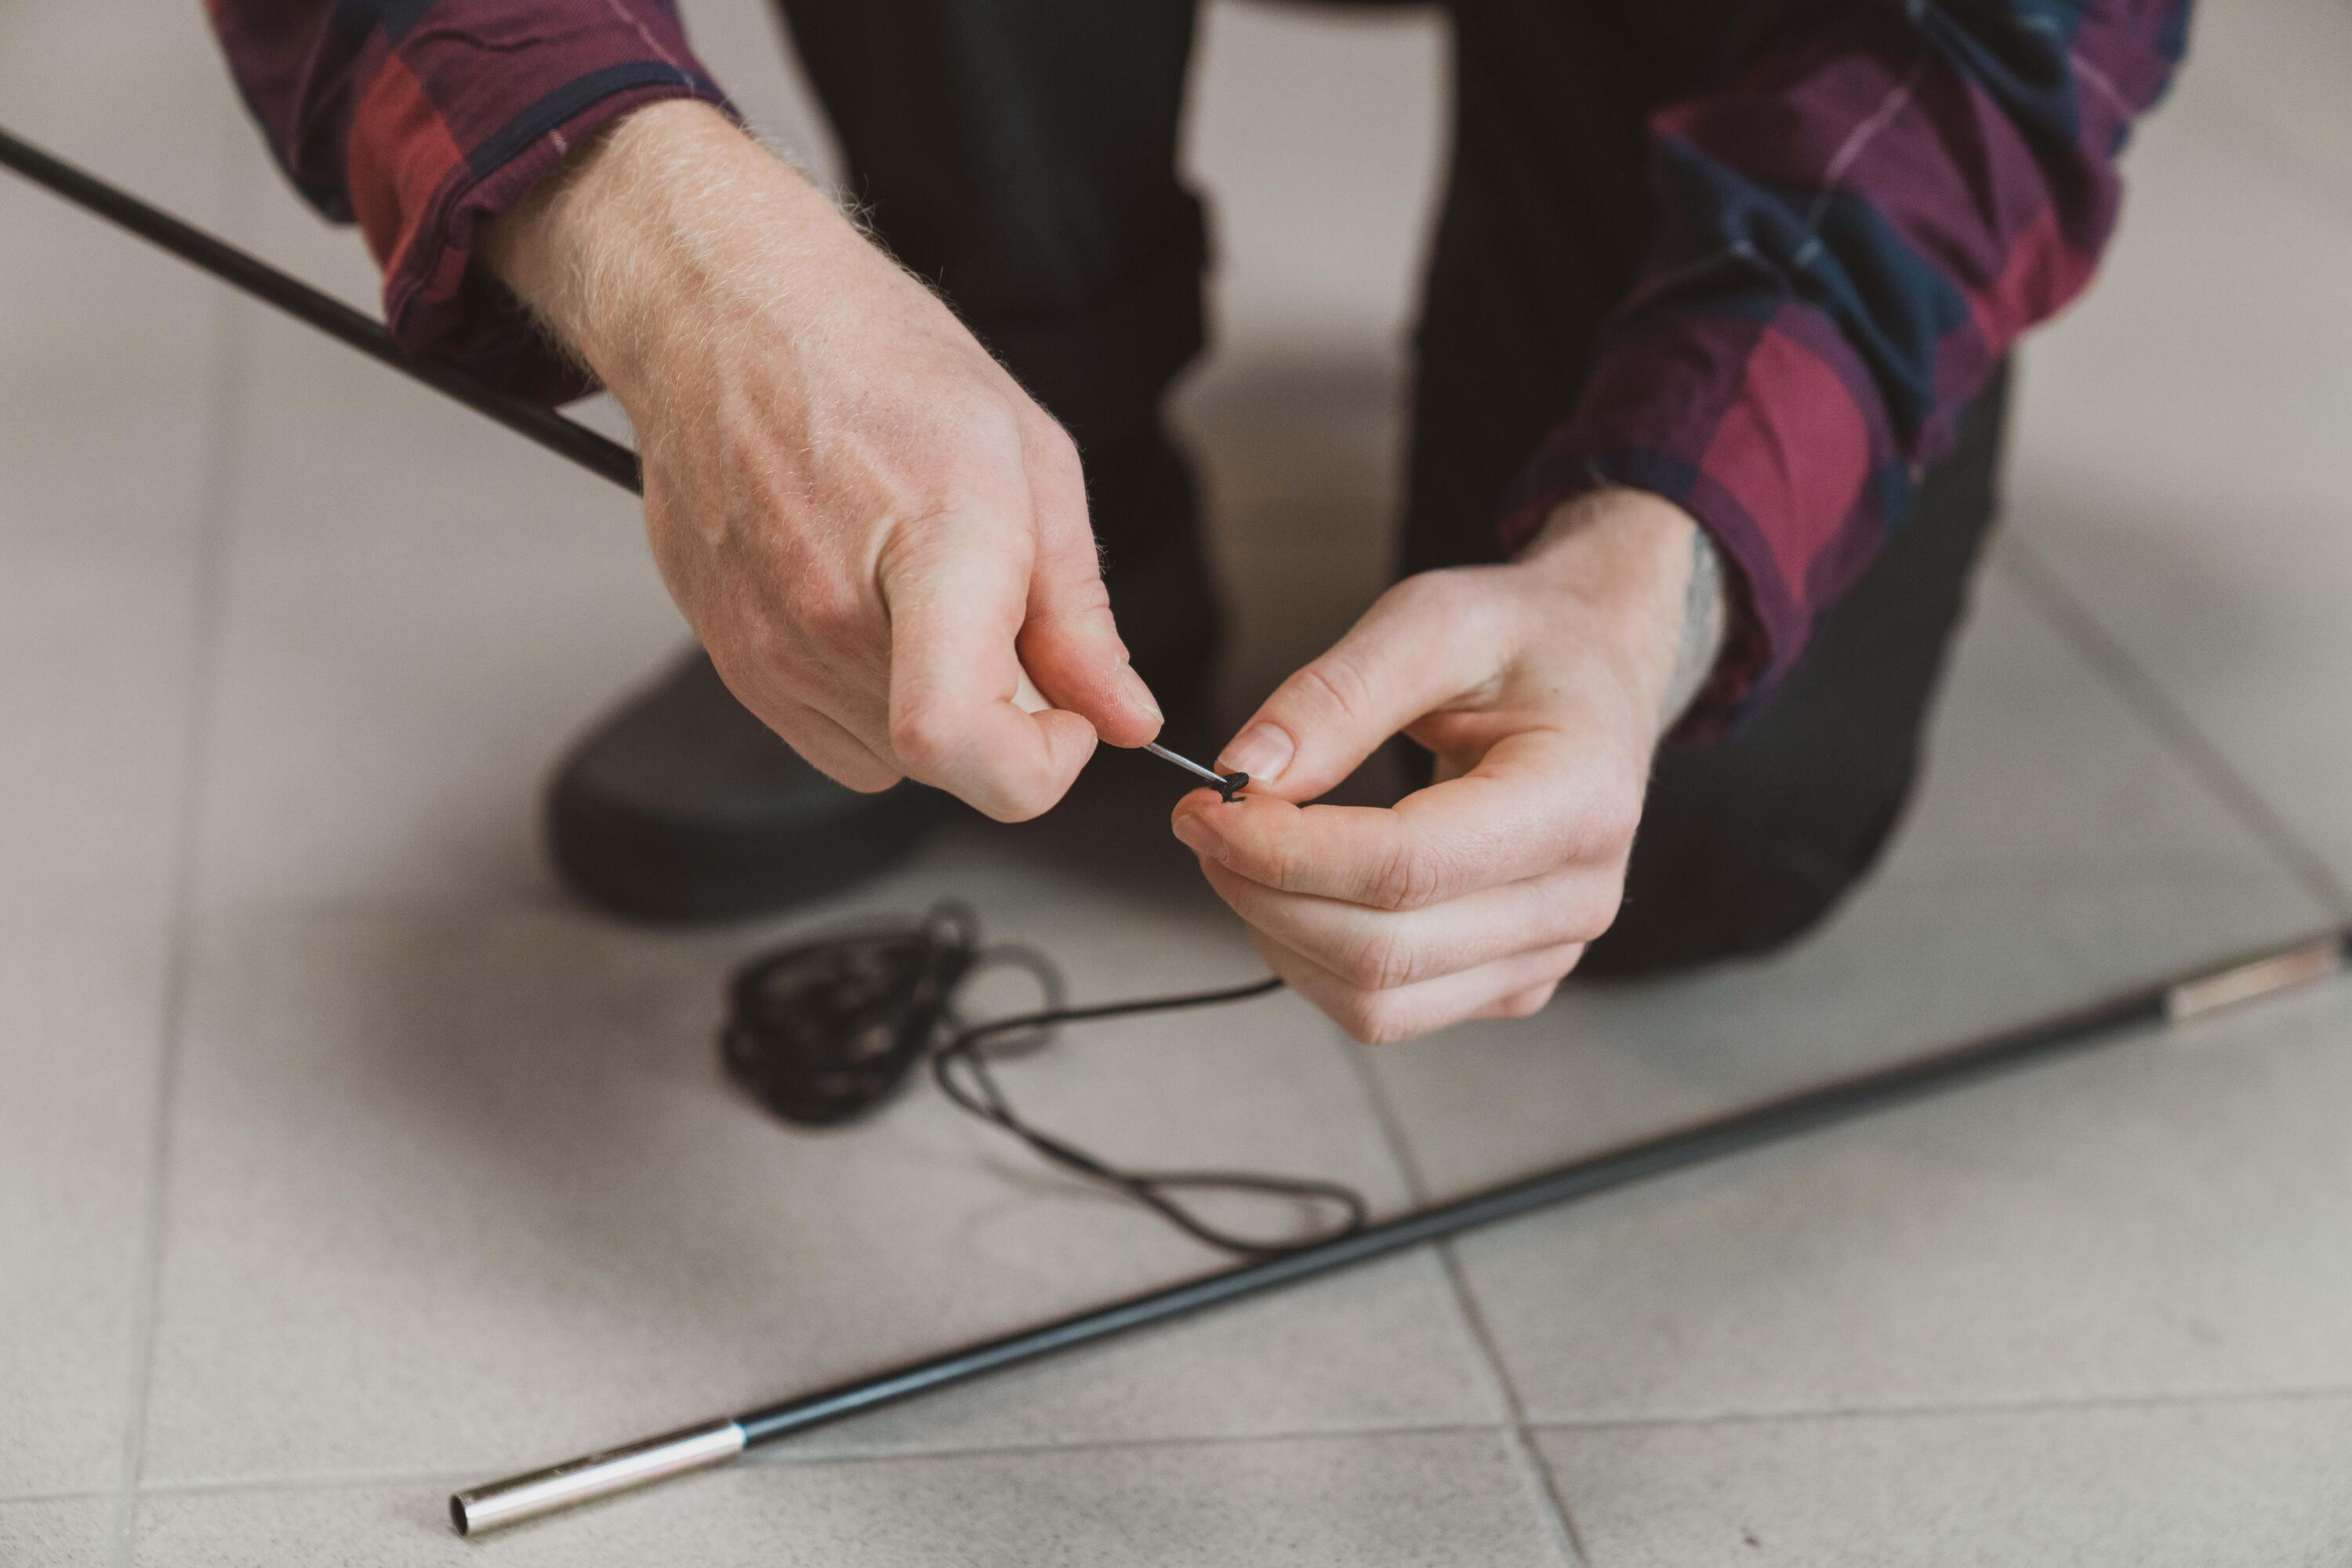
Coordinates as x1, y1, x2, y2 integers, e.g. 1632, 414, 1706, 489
482, 99, 838, 401
1516, 488, 1728, 728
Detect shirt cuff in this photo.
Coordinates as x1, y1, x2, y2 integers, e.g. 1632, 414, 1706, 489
1500, 299, 1898, 735
361, 67, 732, 404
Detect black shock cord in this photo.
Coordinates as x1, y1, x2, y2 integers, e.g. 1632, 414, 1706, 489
722, 902, 1370, 1258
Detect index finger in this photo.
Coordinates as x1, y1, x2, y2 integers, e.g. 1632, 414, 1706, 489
882, 520, 1097, 821
1171, 729, 1636, 909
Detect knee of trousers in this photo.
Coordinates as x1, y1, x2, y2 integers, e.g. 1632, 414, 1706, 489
952, 197, 1212, 452
1577, 756, 1922, 982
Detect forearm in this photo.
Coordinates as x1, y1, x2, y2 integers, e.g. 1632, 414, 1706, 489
209, 0, 728, 397
1507, 0, 2192, 727
484, 100, 841, 400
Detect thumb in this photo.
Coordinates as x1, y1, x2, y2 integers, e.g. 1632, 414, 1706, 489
1014, 428, 1164, 748
1218, 574, 1496, 802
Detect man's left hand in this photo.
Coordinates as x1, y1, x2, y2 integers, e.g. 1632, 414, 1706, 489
1170, 489, 1726, 1043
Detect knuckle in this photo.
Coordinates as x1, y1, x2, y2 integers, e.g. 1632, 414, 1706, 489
887, 699, 957, 776
1340, 927, 1419, 993
1242, 831, 1309, 895
1581, 883, 1627, 942
785, 576, 865, 650
1368, 840, 1445, 912
1389, 567, 1478, 629
1049, 568, 1115, 622
1555, 880, 1626, 945
1035, 420, 1086, 486
1287, 652, 1375, 730
1591, 782, 1646, 851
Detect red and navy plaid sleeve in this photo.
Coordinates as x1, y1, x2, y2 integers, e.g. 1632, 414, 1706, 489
206, 0, 731, 401
1504, 0, 2194, 728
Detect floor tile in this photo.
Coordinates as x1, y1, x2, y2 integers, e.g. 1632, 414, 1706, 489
138, 856, 1499, 1484
0, 926, 172, 1499
1862, 572, 2295, 881
1455, 976, 2352, 1422
0, 1, 241, 234
1364, 568, 2331, 1203
138, 1431, 1564, 1568
1368, 870, 2323, 1203
1540, 1394, 2352, 1567
0, 106, 231, 921
186, 275, 677, 911
0, 16, 226, 1504
1187, 2, 1447, 347
1178, 339, 1413, 561
0, 184, 231, 555
0, 1497, 109, 1568
2168, 0, 2352, 210
2003, 108, 2352, 891
0, 499, 211, 924
187, 495, 681, 911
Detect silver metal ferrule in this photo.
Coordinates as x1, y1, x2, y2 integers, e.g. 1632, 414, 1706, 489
451, 1417, 746, 1537
1145, 742, 1229, 787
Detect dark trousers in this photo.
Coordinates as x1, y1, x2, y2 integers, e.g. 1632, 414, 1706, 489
774, 0, 2009, 977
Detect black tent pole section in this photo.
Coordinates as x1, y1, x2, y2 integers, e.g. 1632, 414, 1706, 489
6, 122, 2347, 1544
448, 928, 2351, 1536
0, 125, 644, 495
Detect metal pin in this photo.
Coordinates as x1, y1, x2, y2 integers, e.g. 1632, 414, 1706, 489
1145, 742, 1247, 800
450, 1418, 746, 1535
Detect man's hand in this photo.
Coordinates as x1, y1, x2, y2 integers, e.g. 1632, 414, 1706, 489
1171, 490, 1728, 1043
485, 102, 1161, 821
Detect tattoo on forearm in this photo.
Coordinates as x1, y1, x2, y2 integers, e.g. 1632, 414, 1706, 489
1661, 528, 1730, 726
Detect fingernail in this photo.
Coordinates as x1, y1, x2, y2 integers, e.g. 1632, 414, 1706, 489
1121, 662, 1163, 726
1218, 723, 1293, 785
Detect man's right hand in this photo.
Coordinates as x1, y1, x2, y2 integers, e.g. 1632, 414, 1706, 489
484, 101, 1161, 821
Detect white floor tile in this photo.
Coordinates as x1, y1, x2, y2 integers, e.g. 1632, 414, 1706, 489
1455, 978, 2352, 1422
1364, 566, 2330, 1205
1367, 871, 2323, 1203
7, 0, 2348, 1560
1871, 574, 2295, 881
186, 291, 677, 911
136, 877, 1497, 1484
0, 125, 231, 920
0, 1496, 109, 1568
2169, 0, 2352, 210
1541, 1394, 2352, 1568
138, 1432, 1566, 1568
2006, 107, 2352, 891
0, 2, 242, 234
0, 925, 168, 1497
1188, 3, 1448, 348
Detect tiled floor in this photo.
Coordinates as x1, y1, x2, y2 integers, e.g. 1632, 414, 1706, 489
2, 3, 2347, 1566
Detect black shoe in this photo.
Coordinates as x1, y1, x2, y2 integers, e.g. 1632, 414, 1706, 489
549, 433, 1220, 924
546, 651, 949, 924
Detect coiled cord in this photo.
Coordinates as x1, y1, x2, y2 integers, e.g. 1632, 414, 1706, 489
722, 902, 1369, 1257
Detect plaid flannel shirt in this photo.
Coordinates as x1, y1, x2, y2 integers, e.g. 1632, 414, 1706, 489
207, 0, 2191, 724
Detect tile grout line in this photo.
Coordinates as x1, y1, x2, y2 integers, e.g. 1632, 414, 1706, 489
1994, 535, 2352, 920
27, 1375, 2352, 1508
1334, 1043, 1594, 1566
127, 1419, 1513, 1504
1525, 1376, 2352, 1436
103, 129, 254, 1568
